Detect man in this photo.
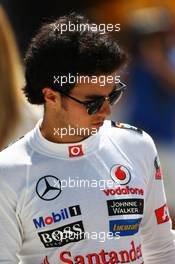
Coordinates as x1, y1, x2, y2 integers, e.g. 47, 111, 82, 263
0, 13, 175, 264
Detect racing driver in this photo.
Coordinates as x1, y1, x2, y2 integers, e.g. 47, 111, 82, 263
0, 13, 175, 264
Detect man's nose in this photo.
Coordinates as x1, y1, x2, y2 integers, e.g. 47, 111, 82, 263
98, 99, 111, 117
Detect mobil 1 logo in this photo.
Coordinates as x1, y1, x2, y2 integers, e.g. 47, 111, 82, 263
38, 221, 85, 248
33, 205, 81, 229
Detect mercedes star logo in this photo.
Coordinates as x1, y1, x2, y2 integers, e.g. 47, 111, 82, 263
36, 175, 62, 201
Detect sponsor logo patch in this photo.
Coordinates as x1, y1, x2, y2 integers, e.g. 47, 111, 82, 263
33, 205, 81, 229
42, 256, 50, 264
69, 145, 84, 157
36, 175, 62, 201
59, 240, 143, 263
107, 199, 144, 216
155, 204, 170, 224
110, 165, 131, 185
112, 121, 143, 134
109, 218, 142, 236
103, 186, 144, 196
38, 221, 85, 248
154, 156, 162, 180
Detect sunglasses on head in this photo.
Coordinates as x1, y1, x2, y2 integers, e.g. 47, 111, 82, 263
57, 81, 126, 115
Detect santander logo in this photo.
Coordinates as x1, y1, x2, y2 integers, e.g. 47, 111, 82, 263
42, 256, 49, 264
110, 165, 131, 185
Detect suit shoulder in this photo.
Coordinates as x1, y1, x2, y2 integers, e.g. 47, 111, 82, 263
111, 121, 143, 135
109, 121, 156, 155
0, 133, 33, 167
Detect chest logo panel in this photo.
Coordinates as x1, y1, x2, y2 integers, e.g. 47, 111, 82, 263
110, 165, 131, 185
36, 175, 62, 201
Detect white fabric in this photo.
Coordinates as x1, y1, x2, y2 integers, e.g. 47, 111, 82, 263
0, 120, 175, 264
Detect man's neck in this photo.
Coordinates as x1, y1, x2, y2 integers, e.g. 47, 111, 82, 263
40, 120, 91, 144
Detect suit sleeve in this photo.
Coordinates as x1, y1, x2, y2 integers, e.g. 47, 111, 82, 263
0, 169, 22, 263
140, 134, 175, 264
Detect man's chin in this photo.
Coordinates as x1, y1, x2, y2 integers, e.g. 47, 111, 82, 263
91, 121, 104, 128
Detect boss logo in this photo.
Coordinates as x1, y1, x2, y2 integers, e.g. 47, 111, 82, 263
38, 221, 85, 248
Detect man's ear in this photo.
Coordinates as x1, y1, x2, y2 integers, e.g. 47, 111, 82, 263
42, 87, 61, 107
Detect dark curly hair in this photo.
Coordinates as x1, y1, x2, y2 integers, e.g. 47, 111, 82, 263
23, 13, 127, 104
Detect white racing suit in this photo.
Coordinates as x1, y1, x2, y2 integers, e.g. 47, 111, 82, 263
0, 120, 175, 264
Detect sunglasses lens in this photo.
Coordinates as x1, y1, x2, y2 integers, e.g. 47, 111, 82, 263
109, 90, 123, 105
87, 98, 104, 115
86, 84, 126, 115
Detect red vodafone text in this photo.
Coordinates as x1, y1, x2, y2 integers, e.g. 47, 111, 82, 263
103, 186, 144, 196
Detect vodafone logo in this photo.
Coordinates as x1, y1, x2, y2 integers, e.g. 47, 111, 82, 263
69, 145, 84, 158
110, 165, 131, 185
